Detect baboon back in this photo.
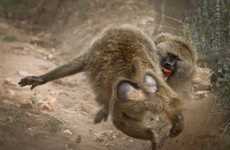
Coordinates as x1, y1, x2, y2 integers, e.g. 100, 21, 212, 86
86, 26, 161, 105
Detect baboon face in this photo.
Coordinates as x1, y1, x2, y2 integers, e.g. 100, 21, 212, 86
160, 52, 181, 79
155, 33, 197, 98
112, 73, 181, 148
158, 43, 195, 82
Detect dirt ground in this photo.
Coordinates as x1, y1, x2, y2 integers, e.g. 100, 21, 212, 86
1, 0, 230, 147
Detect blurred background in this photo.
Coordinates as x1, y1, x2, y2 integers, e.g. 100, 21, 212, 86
0, 0, 230, 150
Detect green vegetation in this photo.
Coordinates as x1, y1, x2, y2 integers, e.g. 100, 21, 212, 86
44, 118, 63, 133
0, 0, 21, 7
0, 0, 33, 19
1, 35, 17, 42
187, 0, 230, 106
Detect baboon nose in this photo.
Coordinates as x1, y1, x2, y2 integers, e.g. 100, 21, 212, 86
164, 62, 171, 69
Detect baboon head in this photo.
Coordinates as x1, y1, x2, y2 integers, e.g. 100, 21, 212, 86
111, 71, 183, 149
154, 33, 197, 98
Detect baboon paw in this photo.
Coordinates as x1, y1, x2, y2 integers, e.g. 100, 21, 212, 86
94, 109, 109, 124
170, 113, 184, 137
18, 76, 45, 90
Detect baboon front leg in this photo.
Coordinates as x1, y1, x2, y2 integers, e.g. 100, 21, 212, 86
169, 112, 184, 137
94, 106, 109, 124
18, 54, 87, 89
164, 106, 184, 137
94, 91, 113, 124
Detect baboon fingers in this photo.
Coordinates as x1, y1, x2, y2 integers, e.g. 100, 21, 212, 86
18, 76, 45, 89
18, 77, 32, 87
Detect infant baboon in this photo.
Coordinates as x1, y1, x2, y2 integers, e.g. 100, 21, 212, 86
19, 25, 183, 149
154, 33, 197, 98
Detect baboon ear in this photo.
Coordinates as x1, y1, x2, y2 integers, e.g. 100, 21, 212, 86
155, 33, 197, 64
154, 32, 172, 45
117, 80, 146, 101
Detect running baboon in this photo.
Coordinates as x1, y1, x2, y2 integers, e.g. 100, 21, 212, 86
154, 33, 197, 98
19, 25, 183, 150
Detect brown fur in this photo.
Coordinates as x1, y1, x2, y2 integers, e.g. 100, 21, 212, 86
19, 25, 184, 149
154, 33, 198, 99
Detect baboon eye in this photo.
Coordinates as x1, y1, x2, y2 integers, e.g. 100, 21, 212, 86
117, 81, 145, 101
144, 75, 158, 93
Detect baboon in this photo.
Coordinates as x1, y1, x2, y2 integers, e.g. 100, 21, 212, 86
19, 25, 184, 150
154, 33, 197, 98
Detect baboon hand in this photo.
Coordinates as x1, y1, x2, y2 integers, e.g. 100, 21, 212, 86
169, 112, 184, 137
18, 76, 46, 90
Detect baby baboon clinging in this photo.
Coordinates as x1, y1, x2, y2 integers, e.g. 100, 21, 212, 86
19, 25, 183, 150
154, 33, 197, 98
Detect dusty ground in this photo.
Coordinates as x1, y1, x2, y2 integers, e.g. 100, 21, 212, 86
0, 21, 227, 150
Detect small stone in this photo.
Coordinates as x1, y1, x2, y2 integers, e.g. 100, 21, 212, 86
17, 70, 32, 77
39, 103, 53, 111
47, 54, 53, 60
112, 135, 117, 139
63, 129, 73, 136
7, 89, 15, 97
4, 78, 17, 86
38, 95, 56, 112
104, 143, 111, 147
129, 139, 134, 143
49, 90, 58, 96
